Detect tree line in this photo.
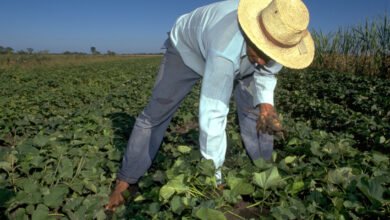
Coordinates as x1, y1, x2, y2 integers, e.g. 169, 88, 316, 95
0, 46, 116, 55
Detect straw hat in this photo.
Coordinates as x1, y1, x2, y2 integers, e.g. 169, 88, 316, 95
238, 0, 315, 69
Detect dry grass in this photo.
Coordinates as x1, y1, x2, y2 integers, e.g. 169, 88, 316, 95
310, 15, 389, 77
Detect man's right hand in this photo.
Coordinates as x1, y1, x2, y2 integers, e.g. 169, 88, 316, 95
105, 180, 136, 212
256, 103, 285, 138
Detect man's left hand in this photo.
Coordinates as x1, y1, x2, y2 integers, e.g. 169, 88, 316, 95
256, 103, 284, 138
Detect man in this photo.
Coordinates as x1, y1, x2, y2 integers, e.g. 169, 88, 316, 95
106, 0, 314, 211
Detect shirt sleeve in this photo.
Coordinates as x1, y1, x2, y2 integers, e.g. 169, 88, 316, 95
252, 61, 283, 106
198, 51, 235, 169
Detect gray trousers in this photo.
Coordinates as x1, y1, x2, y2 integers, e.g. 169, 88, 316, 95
117, 39, 273, 184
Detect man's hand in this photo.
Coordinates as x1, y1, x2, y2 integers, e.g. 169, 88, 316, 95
256, 103, 284, 138
105, 180, 138, 212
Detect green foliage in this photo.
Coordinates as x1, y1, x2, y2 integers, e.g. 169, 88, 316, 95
0, 57, 389, 219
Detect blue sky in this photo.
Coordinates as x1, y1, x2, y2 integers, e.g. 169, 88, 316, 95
0, 0, 389, 54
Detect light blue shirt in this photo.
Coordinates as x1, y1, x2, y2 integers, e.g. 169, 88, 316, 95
169, 0, 282, 170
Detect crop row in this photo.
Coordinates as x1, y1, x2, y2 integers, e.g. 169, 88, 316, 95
278, 69, 390, 118
1, 59, 389, 219
276, 70, 390, 151
276, 88, 389, 151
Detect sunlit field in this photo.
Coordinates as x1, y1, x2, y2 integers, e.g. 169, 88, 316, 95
0, 16, 389, 219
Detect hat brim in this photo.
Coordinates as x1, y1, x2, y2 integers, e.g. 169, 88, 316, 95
238, 0, 315, 69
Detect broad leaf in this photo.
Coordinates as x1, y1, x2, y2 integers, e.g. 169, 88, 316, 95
357, 176, 385, 205
43, 185, 69, 208
326, 167, 354, 188
196, 207, 226, 220
253, 167, 282, 190
31, 204, 50, 220
170, 196, 184, 214
59, 157, 74, 179
32, 135, 50, 148
159, 185, 175, 201
253, 157, 273, 170
177, 145, 192, 154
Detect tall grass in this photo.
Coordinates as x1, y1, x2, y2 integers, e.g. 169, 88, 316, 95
311, 15, 389, 77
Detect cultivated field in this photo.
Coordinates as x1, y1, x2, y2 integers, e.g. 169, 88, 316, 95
0, 56, 389, 219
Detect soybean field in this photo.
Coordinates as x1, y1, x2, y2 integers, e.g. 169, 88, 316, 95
0, 56, 389, 219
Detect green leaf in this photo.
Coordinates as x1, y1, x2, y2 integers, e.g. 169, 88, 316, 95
253, 157, 273, 170
69, 181, 84, 194
196, 207, 226, 220
253, 167, 282, 190
30, 156, 45, 168
326, 167, 354, 188
63, 197, 84, 211
159, 174, 189, 201
226, 174, 241, 189
94, 209, 106, 220
357, 176, 385, 204
43, 185, 69, 208
152, 170, 165, 183
271, 206, 296, 220
379, 136, 386, 144
198, 159, 215, 177
16, 178, 39, 193
323, 143, 339, 156
289, 181, 305, 195
133, 194, 146, 202
26, 191, 43, 205
16, 141, 40, 156
287, 137, 300, 146
32, 204, 49, 220
83, 180, 98, 193
59, 157, 74, 179
310, 141, 323, 157
231, 182, 254, 196
177, 145, 192, 154
169, 174, 189, 194
33, 135, 50, 148
170, 196, 184, 214
222, 189, 239, 204
372, 152, 389, 166
13, 208, 28, 220
0, 161, 12, 172
148, 202, 160, 215
159, 185, 175, 201
283, 156, 297, 164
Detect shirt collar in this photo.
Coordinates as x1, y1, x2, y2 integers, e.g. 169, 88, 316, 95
240, 40, 247, 59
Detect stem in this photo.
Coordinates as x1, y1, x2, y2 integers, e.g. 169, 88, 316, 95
224, 211, 246, 220
48, 213, 65, 217
246, 193, 271, 209
71, 156, 84, 184
188, 187, 208, 199
50, 154, 62, 187
10, 153, 16, 192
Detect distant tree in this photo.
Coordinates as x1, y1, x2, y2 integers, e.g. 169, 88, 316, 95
17, 50, 27, 55
38, 50, 49, 54
106, 50, 116, 56
0, 46, 14, 54
27, 48, 34, 54
5, 47, 13, 54
63, 51, 88, 55
90, 46, 99, 55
